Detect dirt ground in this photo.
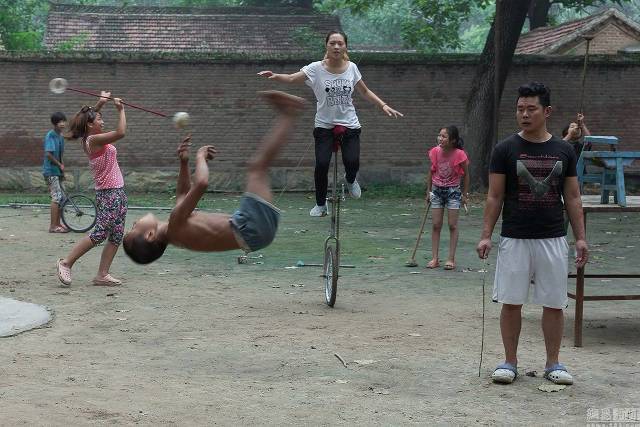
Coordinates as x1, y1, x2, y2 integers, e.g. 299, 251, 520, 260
1, 194, 639, 425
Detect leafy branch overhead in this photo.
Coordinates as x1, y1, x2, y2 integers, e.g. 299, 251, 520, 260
319, 0, 493, 52
319, 0, 636, 52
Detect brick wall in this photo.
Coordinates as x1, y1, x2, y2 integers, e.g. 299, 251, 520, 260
1, 53, 639, 191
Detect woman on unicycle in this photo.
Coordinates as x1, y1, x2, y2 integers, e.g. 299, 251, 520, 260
258, 30, 403, 216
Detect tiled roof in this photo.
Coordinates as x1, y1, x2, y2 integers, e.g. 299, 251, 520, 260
44, 4, 341, 53
516, 8, 640, 54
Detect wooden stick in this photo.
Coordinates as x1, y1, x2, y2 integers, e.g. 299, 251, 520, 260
579, 36, 594, 115
334, 353, 348, 368
66, 87, 168, 117
406, 201, 431, 266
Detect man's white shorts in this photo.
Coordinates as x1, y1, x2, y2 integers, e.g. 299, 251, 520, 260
493, 236, 569, 309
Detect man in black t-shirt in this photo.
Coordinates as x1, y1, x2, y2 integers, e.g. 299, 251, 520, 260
476, 82, 588, 386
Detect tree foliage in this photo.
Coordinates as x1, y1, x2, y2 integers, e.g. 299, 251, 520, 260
319, 0, 494, 52
529, 0, 627, 29
320, 0, 636, 52
0, 0, 48, 50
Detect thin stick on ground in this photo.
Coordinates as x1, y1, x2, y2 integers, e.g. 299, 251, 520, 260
478, 257, 488, 377
334, 353, 348, 368
405, 200, 431, 267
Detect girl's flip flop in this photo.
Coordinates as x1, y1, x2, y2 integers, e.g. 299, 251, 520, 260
49, 226, 70, 233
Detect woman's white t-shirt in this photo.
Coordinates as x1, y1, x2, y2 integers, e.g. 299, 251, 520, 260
301, 60, 362, 129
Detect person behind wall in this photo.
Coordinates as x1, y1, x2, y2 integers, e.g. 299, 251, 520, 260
562, 113, 591, 159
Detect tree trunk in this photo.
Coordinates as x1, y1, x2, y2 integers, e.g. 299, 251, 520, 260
528, 0, 552, 30
463, 0, 532, 188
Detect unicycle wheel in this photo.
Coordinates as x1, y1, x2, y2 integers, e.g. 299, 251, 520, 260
61, 194, 97, 233
323, 244, 339, 307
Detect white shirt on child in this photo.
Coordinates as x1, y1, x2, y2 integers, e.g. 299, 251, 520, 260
301, 61, 362, 129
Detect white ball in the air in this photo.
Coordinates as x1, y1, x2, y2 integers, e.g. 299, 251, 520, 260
49, 78, 68, 94
173, 112, 190, 129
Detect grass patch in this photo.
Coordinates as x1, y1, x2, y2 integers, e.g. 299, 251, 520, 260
362, 183, 425, 198
0, 184, 430, 208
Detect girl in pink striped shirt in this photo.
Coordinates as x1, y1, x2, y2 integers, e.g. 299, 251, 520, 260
56, 94, 128, 287
425, 125, 470, 270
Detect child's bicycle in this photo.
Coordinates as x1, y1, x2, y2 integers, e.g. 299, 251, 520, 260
60, 186, 97, 233
323, 126, 347, 307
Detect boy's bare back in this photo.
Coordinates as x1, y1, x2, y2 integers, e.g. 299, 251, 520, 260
165, 90, 305, 253
167, 211, 240, 252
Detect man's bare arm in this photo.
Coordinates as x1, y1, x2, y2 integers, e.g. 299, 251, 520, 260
477, 173, 506, 258
563, 176, 589, 267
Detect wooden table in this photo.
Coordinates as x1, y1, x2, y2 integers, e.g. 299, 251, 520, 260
568, 195, 640, 347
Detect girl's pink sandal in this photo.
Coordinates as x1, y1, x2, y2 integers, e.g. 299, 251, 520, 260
56, 259, 72, 286
92, 275, 122, 287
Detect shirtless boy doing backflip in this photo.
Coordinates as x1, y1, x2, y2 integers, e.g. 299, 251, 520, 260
123, 91, 305, 264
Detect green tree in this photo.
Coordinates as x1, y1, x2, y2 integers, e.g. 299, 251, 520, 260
321, 0, 635, 53
320, 0, 494, 52
464, 0, 532, 185
241, 0, 313, 6
528, 0, 627, 29
319, 0, 408, 49
0, 0, 48, 50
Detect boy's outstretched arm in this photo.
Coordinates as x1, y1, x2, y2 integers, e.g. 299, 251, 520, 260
169, 145, 217, 223
175, 134, 192, 204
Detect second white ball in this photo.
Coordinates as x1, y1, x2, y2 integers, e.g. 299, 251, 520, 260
173, 112, 190, 129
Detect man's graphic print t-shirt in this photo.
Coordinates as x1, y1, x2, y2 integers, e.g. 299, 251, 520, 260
489, 133, 577, 239
301, 61, 362, 129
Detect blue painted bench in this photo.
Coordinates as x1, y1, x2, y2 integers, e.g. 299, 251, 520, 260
577, 137, 640, 207
576, 136, 617, 187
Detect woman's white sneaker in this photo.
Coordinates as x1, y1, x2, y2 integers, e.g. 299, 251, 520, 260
346, 178, 361, 198
309, 204, 328, 217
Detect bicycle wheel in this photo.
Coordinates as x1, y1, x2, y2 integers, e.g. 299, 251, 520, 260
323, 244, 339, 307
61, 194, 97, 233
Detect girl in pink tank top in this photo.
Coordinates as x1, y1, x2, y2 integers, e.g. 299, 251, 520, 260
425, 125, 470, 271
56, 93, 129, 287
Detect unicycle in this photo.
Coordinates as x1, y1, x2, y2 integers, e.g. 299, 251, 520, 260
323, 126, 346, 307
60, 187, 97, 233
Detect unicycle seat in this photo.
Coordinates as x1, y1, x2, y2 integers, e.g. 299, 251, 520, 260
332, 125, 346, 152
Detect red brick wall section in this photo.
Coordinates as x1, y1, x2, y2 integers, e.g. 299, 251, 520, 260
1, 55, 639, 182
0, 130, 42, 167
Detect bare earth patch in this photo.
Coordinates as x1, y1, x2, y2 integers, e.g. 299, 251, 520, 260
1, 195, 639, 425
